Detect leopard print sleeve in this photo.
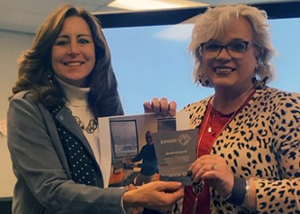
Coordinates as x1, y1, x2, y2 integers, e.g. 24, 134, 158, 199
253, 90, 300, 213
180, 88, 300, 214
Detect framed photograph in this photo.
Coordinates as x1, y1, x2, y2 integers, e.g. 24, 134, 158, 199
157, 117, 176, 131
110, 120, 139, 159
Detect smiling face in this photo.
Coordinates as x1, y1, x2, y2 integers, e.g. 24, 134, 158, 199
51, 16, 95, 87
201, 17, 258, 93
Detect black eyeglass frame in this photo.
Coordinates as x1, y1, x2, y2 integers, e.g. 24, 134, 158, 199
198, 40, 254, 58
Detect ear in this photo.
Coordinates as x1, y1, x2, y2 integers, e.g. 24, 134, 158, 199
254, 47, 260, 59
255, 58, 260, 70
254, 48, 263, 68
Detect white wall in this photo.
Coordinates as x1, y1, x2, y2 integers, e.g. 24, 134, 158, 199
0, 29, 34, 197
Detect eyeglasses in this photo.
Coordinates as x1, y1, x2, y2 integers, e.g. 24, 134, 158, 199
199, 40, 253, 59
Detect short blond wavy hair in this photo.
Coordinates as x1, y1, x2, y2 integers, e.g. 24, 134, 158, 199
189, 4, 276, 86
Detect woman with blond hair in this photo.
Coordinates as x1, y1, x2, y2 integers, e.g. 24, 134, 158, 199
171, 4, 300, 214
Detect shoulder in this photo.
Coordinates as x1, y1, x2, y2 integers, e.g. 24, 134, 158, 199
181, 97, 211, 122
8, 90, 46, 117
253, 87, 300, 129
256, 87, 300, 109
182, 97, 211, 113
258, 87, 300, 97
10, 90, 36, 104
141, 145, 148, 150
180, 97, 211, 128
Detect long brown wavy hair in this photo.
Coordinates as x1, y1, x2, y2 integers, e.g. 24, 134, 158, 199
11, 4, 123, 117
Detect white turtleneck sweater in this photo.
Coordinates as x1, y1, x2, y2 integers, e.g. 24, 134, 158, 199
56, 77, 111, 187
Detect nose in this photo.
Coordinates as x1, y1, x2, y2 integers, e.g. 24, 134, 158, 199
68, 41, 79, 56
216, 47, 231, 60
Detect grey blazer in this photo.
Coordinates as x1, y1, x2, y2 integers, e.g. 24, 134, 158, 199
7, 91, 126, 214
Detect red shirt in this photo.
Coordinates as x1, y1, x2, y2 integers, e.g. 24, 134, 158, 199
182, 90, 255, 214
182, 103, 232, 214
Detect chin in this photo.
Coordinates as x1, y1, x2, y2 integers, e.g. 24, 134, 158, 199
212, 80, 235, 88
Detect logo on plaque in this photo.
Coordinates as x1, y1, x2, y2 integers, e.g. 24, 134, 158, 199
178, 134, 192, 146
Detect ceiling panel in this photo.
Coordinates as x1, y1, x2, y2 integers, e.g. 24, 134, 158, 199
0, 0, 299, 34
95, 1, 300, 28
0, 0, 114, 33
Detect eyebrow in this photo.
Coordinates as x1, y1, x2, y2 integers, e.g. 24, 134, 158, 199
208, 38, 249, 43
230, 38, 248, 41
77, 34, 92, 37
57, 34, 92, 39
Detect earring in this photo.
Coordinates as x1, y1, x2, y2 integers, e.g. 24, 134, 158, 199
255, 64, 259, 71
252, 76, 268, 89
198, 74, 210, 87
46, 71, 53, 83
253, 58, 268, 89
257, 58, 267, 74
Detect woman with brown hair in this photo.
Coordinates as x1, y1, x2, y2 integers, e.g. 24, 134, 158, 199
7, 4, 183, 214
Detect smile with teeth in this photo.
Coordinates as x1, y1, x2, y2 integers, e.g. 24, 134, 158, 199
214, 67, 234, 74
64, 62, 84, 66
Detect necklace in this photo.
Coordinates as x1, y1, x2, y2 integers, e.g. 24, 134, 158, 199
192, 100, 238, 196
193, 89, 256, 193
73, 116, 98, 134
207, 108, 235, 135
189, 89, 256, 214
206, 88, 256, 135
65, 104, 98, 134
207, 126, 212, 133
197, 90, 256, 156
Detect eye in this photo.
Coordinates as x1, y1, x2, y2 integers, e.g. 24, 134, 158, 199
54, 40, 69, 46
228, 41, 247, 52
78, 38, 91, 44
203, 43, 221, 52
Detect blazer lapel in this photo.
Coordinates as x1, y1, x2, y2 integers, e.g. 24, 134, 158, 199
54, 106, 98, 164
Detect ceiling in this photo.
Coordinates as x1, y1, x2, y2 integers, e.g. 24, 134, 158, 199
0, 0, 297, 34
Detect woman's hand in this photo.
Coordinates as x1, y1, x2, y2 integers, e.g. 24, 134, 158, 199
143, 97, 177, 116
189, 155, 234, 198
125, 184, 144, 214
123, 181, 184, 213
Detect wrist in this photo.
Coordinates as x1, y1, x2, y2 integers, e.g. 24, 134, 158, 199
241, 179, 251, 207
123, 190, 136, 208
223, 174, 234, 199
225, 176, 248, 206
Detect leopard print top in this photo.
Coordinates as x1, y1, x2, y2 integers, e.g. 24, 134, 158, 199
183, 87, 300, 214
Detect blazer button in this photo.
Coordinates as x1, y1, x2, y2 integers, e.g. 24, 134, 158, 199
59, 115, 64, 120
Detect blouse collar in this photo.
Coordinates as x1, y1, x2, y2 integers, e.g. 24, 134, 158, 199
56, 77, 90, 107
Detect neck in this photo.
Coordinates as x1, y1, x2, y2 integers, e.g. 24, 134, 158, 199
56, 76, 90, 107
212, 85, 255, 114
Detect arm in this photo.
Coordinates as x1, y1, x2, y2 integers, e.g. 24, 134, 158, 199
187, 91, 300, 213
131, 146, 145, 163
123, 181, 184, 213
7, 95, 126, 214
250, 93, 300, 212
189, 144, 300, 213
